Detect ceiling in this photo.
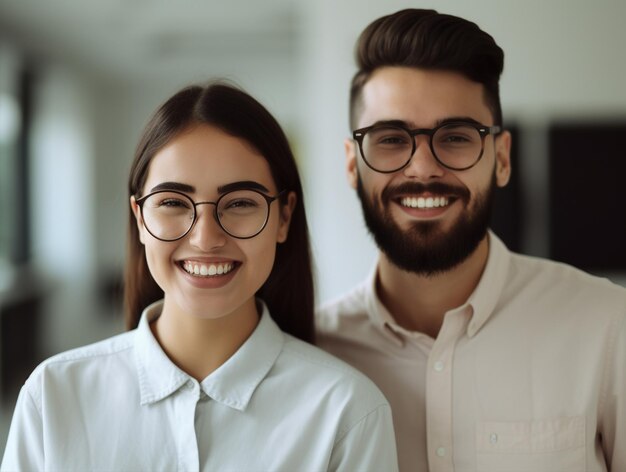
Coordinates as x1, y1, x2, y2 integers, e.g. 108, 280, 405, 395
0, 0, 299, 82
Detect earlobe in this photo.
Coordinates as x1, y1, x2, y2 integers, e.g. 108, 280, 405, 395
130, 196, 146, 245
495, 131, 512, 188
345, 138, 358, 189
276, 192, 297, 243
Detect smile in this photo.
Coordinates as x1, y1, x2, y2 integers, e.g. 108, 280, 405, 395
181, 261, 236, 277
400, 196, 450, 209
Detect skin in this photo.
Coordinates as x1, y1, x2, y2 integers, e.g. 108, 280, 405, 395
346, 67, 511, 338
131, 124, 296, 380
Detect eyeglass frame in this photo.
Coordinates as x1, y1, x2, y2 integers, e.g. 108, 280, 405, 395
352, 121, 502, 173
135, 188, 287, 242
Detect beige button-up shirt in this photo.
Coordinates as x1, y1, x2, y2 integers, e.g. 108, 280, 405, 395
317, 232, 626, 472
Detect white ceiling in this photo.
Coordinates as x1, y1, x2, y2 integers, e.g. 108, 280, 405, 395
0, 0, 299, 82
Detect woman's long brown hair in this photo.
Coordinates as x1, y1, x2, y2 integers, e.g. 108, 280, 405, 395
124, 82, 315, 343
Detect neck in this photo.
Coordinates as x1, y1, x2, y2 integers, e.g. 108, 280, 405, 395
151, 298, 260, 381
377, 234, 490, 339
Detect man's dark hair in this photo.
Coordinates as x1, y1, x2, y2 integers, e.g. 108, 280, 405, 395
350, 9, 504, 128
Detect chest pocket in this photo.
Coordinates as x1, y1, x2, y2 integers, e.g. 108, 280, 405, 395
476, 416, 586, 472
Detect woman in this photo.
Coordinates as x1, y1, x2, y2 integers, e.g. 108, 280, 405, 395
1, 82, 397, 471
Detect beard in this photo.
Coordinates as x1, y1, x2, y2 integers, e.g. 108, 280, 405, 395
356, 172, 496, 276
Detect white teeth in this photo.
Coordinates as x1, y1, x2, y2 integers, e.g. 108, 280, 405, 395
401, 196, 449, 209
183, 261, 234, 277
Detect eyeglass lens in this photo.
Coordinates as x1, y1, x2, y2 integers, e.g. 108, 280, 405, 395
361, 123, 484, 171
140, 190, 271, 240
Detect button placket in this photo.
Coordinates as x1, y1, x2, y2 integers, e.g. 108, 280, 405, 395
426, 308, 470, 471
174, 380, 201, 471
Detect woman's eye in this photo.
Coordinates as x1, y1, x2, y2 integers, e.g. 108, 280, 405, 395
159, 198, 189, 208
226, 199, 258, 209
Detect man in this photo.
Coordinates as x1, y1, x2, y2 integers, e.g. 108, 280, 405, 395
316, 8, 625, 472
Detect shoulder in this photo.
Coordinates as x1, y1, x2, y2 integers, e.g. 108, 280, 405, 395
278, 334, 388, 407
504, 253, 626, 330
269, 335, 395, 461
316, 280, 371, 331
510, 253, 626, 303
24, 331, 135, 395
38, 330, 135, 367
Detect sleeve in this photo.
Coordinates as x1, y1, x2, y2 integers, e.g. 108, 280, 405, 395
599, 309, 626, 471
1, 386, 45, 472
328, 403, 399, 472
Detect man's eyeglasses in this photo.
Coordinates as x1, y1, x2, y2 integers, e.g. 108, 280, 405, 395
135, 189, 285, 241
352, 121, 501, 173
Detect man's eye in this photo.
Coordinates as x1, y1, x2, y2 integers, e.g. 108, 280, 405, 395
368, 129, 411, 147
379, 136, 409, 145
441, 134, 471, 143
436, 125, 480, 146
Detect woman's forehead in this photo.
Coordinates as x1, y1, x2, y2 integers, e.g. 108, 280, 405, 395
144, 124, 277, 195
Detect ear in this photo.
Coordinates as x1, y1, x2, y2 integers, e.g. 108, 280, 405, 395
130, 196, 146, 245
494, 130, 512, 188
276, 191, 297, 243
345, 137, 358, 189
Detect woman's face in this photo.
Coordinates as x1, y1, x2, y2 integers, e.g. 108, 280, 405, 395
131, 124, 295, 321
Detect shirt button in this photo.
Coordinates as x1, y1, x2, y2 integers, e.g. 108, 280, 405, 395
434, 361, 445, 372
436, 446, 446, 457
185, 380, 194, 390
490, 433, 498, 444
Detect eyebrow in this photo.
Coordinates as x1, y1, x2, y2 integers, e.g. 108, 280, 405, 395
149, 182, 195, 193
436, 116, 483, 127
218, 181, 270, 194
368, 116, 483, 129
149, 180, 270, 195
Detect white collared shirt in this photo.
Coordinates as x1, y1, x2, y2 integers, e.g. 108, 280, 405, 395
317, 232, 626, 472
2, 301, 398, 471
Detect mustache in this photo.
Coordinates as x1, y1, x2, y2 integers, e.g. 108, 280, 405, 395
381, 181, 470, 204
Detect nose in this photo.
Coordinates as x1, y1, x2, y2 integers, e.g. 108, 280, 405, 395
402, 135, 446, 180
187, 204, 227, 250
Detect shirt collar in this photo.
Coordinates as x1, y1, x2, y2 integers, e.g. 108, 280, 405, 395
134, 300, 189, 405
362, 266, 431, 347
363, 230, 511, 342
200, 302, 284, 411
134, 299, 285, 411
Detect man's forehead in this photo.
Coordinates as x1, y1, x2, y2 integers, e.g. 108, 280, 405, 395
358, 67, 493, 128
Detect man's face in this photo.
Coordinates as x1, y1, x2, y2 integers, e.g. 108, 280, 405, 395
346, 67, 511, 276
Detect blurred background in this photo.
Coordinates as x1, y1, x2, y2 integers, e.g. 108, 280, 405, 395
1, 0, 626, 450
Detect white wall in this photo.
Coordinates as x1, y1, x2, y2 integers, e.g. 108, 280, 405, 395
30, 65, 121, 353
0, 42, 22, 263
